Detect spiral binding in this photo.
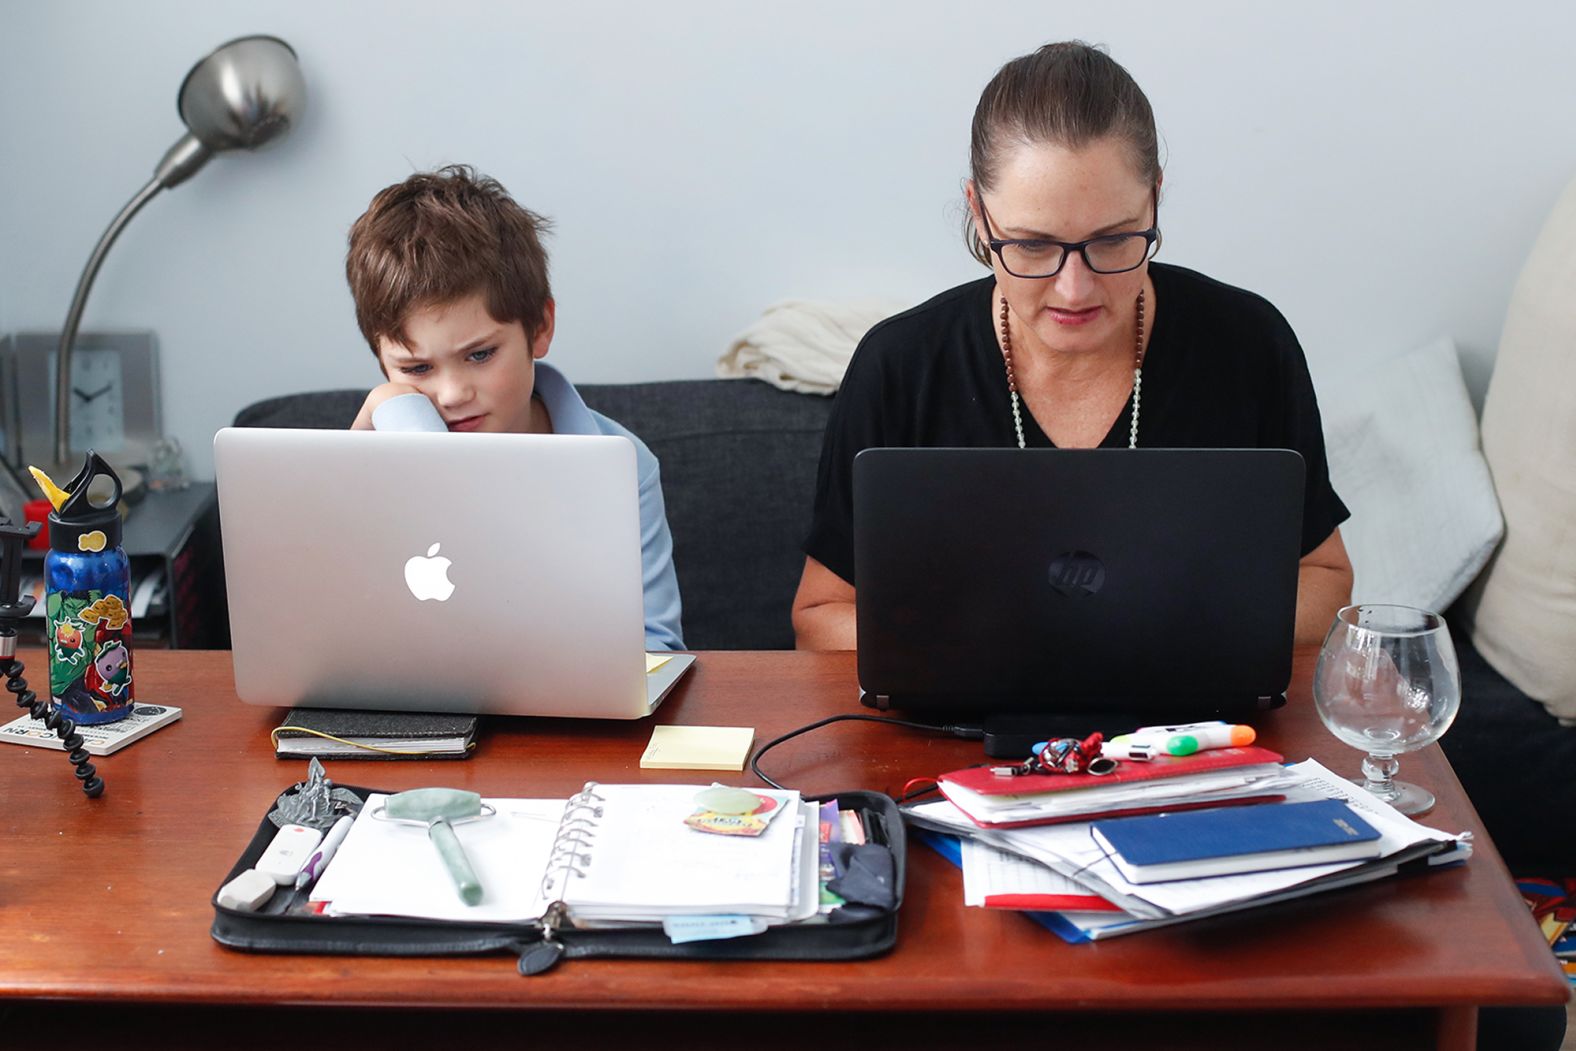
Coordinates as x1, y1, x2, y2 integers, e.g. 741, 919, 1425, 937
2, 639, 104, 798
538, 782, 606, 900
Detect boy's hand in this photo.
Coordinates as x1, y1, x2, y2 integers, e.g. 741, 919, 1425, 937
351, 382, 426, 430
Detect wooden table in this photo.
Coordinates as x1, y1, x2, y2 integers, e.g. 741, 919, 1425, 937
0, 649, 1565, 1050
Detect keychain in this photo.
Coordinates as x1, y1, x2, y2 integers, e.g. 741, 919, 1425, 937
991, 732, 1116, 777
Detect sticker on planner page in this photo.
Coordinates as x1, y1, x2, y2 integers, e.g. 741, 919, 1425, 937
685, 810, 768, 836
685, 786, 780, 837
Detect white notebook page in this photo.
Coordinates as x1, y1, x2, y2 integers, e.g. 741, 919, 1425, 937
558, 784, 802, 919
312, 795, 564, 922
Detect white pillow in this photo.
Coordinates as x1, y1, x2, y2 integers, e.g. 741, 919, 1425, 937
1317, 336, 1503, 613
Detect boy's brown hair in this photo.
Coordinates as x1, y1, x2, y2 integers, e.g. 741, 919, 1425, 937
346, 165, 552, 353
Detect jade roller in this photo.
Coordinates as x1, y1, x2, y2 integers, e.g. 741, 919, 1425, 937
373, 788, 496, 906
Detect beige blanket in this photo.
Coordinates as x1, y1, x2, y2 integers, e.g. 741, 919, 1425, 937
717, 298, 904, 395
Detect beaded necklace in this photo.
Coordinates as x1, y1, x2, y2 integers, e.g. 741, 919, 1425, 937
999, 288, 1146, 450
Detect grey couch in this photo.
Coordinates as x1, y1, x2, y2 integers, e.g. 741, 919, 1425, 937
233, 379, 833, 650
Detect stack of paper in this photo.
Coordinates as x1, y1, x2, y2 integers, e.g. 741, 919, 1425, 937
910, 759, 1470, 941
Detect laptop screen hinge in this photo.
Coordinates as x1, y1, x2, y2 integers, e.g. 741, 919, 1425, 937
858, 690, 892, 711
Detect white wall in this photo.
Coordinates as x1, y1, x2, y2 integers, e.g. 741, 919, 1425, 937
3, 1, 1574, 479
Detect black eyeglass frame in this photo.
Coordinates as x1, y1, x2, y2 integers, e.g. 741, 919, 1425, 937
977, 187, 1160, 279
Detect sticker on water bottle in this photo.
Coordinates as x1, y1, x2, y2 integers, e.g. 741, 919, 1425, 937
48, 591, 134, 725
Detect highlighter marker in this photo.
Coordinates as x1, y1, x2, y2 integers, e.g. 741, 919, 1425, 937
1125, 721, 1256, 756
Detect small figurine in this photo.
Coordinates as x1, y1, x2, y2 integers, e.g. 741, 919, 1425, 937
270, 758, 362, 830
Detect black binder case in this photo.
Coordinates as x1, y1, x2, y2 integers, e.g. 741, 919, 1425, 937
210, 784, 904, 975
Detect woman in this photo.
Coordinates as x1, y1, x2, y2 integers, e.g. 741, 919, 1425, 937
793, 41, 1353, 650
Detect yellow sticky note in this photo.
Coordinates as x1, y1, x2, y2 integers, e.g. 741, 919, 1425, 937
645, 653, 673, 674
640, 725, 755, 772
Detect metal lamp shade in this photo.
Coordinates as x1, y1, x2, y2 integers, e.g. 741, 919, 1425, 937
178, 35, 306, 153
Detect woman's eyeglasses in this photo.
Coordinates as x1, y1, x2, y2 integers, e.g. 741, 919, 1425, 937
978, 191, 1159, 279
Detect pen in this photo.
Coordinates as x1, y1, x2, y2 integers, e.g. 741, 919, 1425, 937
295, 815, 354, 892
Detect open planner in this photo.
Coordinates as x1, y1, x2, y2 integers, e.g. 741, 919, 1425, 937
310, 782, 820, 928
212, 780, 905, 974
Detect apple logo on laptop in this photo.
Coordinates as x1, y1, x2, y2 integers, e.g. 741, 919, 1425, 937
404, 542, 456, 602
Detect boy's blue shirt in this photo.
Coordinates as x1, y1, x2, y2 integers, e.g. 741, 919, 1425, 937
532, 363, 685, 650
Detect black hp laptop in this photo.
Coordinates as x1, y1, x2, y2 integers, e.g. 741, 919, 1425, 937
854, 449, 1304, 738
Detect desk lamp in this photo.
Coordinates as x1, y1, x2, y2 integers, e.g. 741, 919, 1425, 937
50, 34, 307, 470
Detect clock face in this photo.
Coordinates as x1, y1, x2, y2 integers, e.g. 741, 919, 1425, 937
67, 348, 126, 453
3, 332, 160, 469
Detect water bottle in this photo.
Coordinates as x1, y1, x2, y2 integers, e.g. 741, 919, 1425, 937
38, 452, 135, 725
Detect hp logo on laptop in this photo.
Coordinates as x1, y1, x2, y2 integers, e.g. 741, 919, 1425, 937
1048, 551, 1105, 597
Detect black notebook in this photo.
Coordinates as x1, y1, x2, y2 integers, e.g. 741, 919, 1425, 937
271, 709, 478, 760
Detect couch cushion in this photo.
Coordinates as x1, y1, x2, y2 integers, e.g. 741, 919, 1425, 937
233, 390, 365, 430
580, 380, 832, 650
1317, 336, 1503, 613
1439, 613, 1576, 872
1458, 176, 1576, 722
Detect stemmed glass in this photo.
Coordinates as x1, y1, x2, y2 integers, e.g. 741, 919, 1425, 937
1311, 604, 1462, 815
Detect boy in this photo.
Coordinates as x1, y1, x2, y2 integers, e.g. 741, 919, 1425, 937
345, 165, 684, 650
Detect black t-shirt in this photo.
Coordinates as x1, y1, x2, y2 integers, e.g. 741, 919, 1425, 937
805, 262, 1350, 584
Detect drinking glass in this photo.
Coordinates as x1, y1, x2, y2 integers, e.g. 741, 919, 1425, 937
1311, 604, 1461, 815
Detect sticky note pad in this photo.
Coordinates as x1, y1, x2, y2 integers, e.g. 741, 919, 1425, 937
645, 653, 673, 674
640, 725, 755, 771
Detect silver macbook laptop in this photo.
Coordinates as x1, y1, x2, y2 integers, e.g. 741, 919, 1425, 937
213, 427, 692, 718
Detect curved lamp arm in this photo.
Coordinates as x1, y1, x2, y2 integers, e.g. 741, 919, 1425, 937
51, 131, 216, 467
52, 176, 166, 467
48, 33, 303, 470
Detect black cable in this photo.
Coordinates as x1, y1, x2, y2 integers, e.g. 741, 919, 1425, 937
4, 647, 103, 798
749, 713, 983, 792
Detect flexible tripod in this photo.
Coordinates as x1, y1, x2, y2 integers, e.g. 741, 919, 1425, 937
0, 516, 104, 797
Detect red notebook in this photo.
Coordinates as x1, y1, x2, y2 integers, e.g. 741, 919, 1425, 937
938, 746, 1286, 830
940, 745, 1284, 797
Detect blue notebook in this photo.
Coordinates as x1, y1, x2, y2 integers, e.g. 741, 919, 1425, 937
1091, 799, 1382, 884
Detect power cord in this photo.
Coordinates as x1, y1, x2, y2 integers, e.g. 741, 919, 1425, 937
749, 713, 983, 792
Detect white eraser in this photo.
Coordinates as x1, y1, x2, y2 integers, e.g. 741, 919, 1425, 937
218, 868, 278, 911
255, 823, 323, 885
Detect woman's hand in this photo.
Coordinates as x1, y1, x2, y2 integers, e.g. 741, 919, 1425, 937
350, 382, 426, 430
